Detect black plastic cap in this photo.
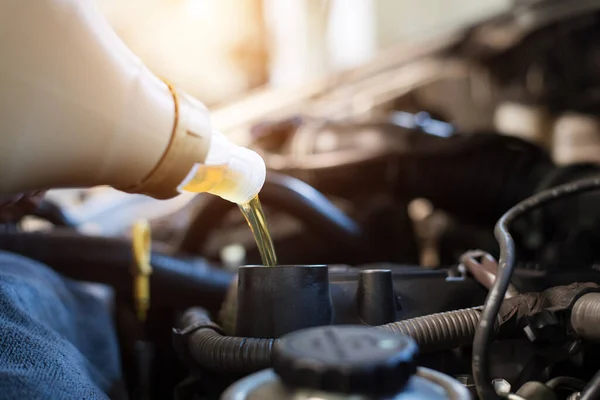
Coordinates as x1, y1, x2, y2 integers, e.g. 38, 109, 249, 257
273, 325, 418, 395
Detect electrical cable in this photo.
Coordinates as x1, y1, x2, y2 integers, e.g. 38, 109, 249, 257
472, 176, 600, 400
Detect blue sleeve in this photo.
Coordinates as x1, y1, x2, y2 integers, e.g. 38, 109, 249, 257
0, 251, 123, 400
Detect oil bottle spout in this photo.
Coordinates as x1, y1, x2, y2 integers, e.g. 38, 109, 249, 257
178, 130, 266, 204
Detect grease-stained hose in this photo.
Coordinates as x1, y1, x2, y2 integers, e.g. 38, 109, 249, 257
175, 306, 485, 374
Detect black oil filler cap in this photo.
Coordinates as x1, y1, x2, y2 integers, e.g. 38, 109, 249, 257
273, 325, 418, 395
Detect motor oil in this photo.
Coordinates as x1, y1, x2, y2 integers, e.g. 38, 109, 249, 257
238, 196, 278, 266
181, 164, 277, 266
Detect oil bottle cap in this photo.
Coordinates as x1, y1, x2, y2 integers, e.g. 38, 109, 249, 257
273, 325, 418, 396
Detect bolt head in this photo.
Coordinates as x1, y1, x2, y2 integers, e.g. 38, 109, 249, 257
492, 379, 511, 396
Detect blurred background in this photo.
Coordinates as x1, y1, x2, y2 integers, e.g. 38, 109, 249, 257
44, 0, 510, 235
94, 0, 509, 105
37, 0, 600, 274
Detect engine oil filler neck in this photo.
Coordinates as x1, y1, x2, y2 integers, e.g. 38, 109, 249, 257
235, 265, 333, 338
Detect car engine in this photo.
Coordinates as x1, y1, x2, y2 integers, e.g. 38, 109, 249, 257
4, 1, 600, 399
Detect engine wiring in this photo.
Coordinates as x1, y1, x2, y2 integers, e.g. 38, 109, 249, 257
473, 175, 600, 400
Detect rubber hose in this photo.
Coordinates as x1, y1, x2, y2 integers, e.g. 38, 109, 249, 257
473, 176, 600, 400
376, 306, 484, 352
571, 293, 600, 400
0, 230, 234, 311
178, 306, 484, 373
546, 377, 586, 391
178, 172, 367, 255
33, 200, 75, 226
178, 307, 275, 373
580, 369, 600, 400
571, 293, 600, 342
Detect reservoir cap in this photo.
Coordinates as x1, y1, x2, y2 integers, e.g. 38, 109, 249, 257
273, 325, 418, 395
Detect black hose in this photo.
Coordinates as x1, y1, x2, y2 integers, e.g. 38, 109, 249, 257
178, 172, 367, 255
0, 230, 234, 312
177, 306, 485, 373
580, 370, 600, 400
546, 377, 586, 391
473, 176, 600, 400
32, 200, 76, 227
177, 307, 276, 373
376, 306, 484, 352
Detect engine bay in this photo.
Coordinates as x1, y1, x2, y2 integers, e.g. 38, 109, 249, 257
5, 1, 600, 399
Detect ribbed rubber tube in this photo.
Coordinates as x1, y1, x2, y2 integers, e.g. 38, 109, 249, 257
376, 306, 484, 352
178, 307, 275, 373
178, 306, 484, 373
571, 292, 600, 342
